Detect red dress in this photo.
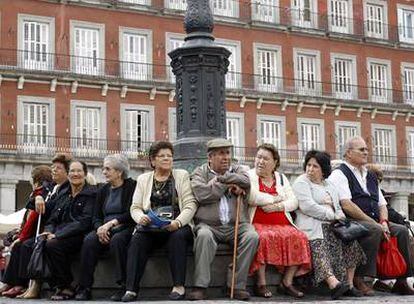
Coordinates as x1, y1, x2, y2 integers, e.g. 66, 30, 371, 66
249, 177, 312, 276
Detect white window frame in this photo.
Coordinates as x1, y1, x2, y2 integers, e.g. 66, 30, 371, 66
401, 62, 414, 105
291, 0, 318, 29
371, 124, 396, 165
120, 103, 154, 157
406, 127, 414, 172
165, 33, 185, 83
216, 38, 242, 89
363, 0, 388, 39
253, 43, 283, 93
17, 14, 55, 71
397, 4, 414, 44
297, 118, 325, 155
70, 20, 105, 76
165, 0, 187, 10
226, 112, 245, 160
334, 121, 361, 156
330, 53, 358, 99
168, 107, 177, 142
210, 0, 239, 18
251, 0, 280, 24
257, 115, 286, 149
328, 0, 353, 34
293, 48, 321, 96
119, 0, 151, 6
17, 95, 55, 154
70, 100, 107, 157
367, 58, 392, 103
119, 27, 152, 81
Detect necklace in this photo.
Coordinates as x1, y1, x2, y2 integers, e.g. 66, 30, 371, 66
154, 178, 168, 195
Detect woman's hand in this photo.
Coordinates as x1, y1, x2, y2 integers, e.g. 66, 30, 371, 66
35, 195, 46, 214
97, 223, 112, 244
138, 215, 151, 226
262, 202, 284, 213
10, 238, 20, 250
164, 220, 180, 232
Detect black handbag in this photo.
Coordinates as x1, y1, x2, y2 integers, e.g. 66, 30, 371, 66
331, 219, 369, 243
27, 235, 52, 280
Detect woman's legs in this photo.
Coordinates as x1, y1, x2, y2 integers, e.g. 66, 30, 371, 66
282, 265, 299, 286
346, 267, 356, 288
256, 265, 266, 286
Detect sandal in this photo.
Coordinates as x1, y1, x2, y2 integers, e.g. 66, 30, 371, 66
253, 285, 272, 298
50, 288, 75, 301
277, 282, 304, 298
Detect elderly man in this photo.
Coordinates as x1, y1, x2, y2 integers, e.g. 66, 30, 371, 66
329, 136, 413, 296
187, 138, 259, 301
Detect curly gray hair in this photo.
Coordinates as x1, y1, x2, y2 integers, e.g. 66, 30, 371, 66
103, 154, 130, 179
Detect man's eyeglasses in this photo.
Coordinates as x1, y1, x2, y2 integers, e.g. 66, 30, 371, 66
353, 147, 368, 153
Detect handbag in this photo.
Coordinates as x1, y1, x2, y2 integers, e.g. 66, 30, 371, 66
27, 235, 52, 280
331, 219, 369, 242
377, 236, 407, 278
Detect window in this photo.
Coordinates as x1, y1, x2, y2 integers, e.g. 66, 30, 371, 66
165, 0, 187, 10
210, 0, 238, 18
294, 49, 321, 96
367, 59, 391, 103
166, 34, 185, 83
335, 121, 360, 156
257, 115, 285, 150
298, 118, 325, 154
17, 96, 55, 154
71, 101, 106, 157
254, 44, 282, 92
226, 112, 245, 159
216, 39, 241, 89
119, 0, 150, 5
121, 104, 154, 155
18, 14, 54, 71
291, 0, 317, 28
168, 107, 177, 142
372, 125, 396, 164
71, 21, 105, 76
407, 128, 414, 171
120, 28, 152, 81
331, 54, 357, 99
402, 64, 414, 104
252, 0, 279, 23
329, 0, 353, 34
398, 5, 414, 44
364, 0, 387, 39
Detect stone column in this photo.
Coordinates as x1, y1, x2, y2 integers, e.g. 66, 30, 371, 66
169, 0, 230, 171
0, 179, 18, 215
390, 192, 410, 219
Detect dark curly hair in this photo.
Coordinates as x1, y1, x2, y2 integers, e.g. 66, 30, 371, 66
257, 143, 280, 171
148, 141, 174, 169
303, 150, 332, 179
31, 165, 53, 186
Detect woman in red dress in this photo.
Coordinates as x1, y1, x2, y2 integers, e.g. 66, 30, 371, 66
248, 143, 311, 298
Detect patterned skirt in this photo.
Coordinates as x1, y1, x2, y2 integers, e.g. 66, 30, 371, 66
249, 223, 312, 276
309, 224, 367, 285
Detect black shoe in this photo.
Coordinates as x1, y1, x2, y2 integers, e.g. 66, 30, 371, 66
75, 288, 91, 301
331, 282, 350, 300
110, 290, 126, 302
344, 287, 363, 297
121, 292, 137, 302
169, 291, 185, 300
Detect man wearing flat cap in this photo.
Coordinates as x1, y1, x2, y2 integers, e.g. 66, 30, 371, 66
187, 138, 259, 301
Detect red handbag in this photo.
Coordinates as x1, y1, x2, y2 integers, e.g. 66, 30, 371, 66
376, 236, 407, 278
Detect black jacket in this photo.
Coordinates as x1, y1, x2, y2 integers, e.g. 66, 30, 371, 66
92, 178, 137, 231
44, 183, 97, 240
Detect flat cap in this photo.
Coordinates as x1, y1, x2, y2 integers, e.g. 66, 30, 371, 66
207, 138, 233, 151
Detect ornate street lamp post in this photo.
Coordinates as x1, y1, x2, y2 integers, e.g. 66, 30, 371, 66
169, 0, 231, 171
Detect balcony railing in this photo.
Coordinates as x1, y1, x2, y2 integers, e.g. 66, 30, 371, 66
1, 134, 413, 174
0, 48, 410, 105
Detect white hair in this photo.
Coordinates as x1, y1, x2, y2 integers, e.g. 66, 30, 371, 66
103, 154, 130, 179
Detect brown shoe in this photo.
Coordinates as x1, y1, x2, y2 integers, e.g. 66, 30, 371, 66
187, 287, 207, 300
392, 280, 414, 295
277, 282, 304, 298
354, 277, 375, 296
227, 288, 250, 301
373, 280, 393, 293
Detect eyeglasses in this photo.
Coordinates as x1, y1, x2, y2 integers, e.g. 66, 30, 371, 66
156, 154, 173, 159
352, 147, 368, 153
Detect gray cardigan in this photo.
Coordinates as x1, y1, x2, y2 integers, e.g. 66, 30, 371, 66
292, 174, 345, 240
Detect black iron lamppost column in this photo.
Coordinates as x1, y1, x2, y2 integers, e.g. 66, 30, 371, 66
169, 0, 231, 171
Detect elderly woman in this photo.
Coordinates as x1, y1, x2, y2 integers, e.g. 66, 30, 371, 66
292, 150, 366, 300
248, 144, 311, 298
1, 165, 53, 298
38, 160, 96, 300
75, 154, 137, 301
121, 141, 197, 302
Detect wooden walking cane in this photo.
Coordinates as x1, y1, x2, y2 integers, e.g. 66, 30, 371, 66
230, 194, 243, 299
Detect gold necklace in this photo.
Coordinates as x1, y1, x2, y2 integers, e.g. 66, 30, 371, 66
154, 178, 168, 195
